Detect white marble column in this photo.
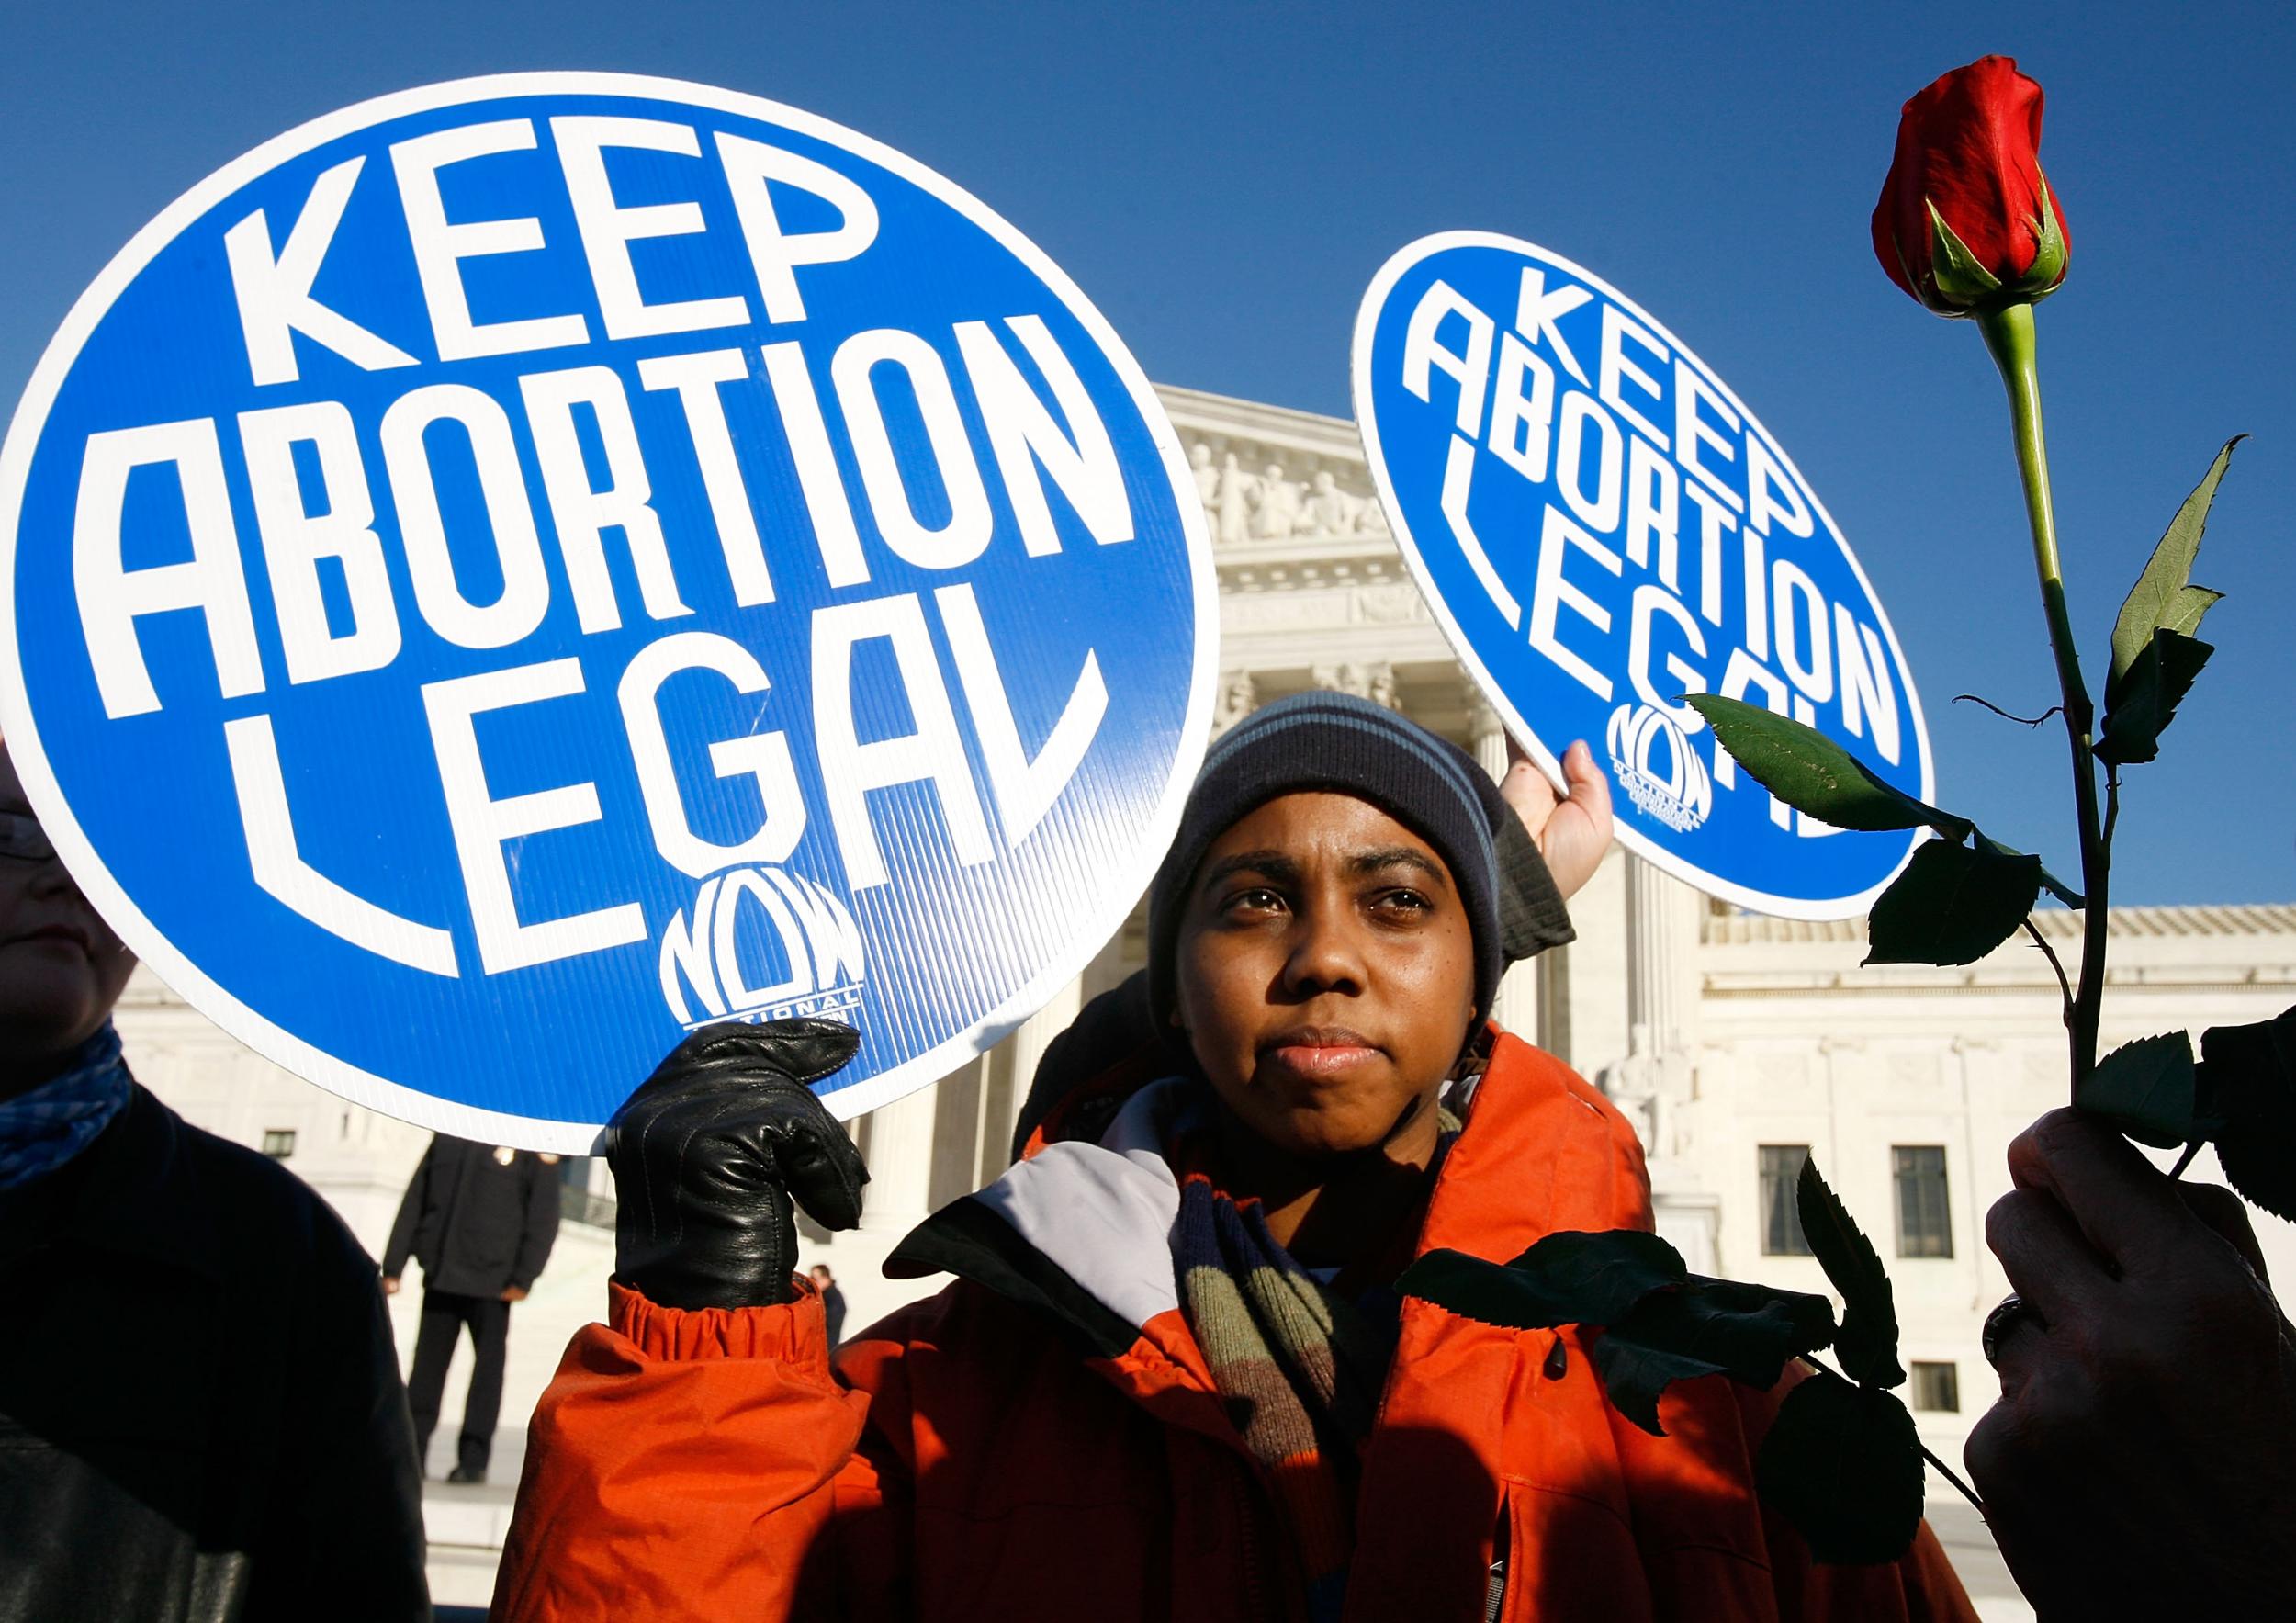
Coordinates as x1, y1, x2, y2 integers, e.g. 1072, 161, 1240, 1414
1621, 851, 1718, 1268
859, 1083, 940, 1234
1469, 692, 1542, 1043
1624, 854, 1702, 1059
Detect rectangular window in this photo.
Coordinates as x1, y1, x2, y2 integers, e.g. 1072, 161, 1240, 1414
1911, 1360, 1960, 1413
261, 1129, 296, 1159
1894, 1145, 1953, 1257
1759, 1144, 1812, 1256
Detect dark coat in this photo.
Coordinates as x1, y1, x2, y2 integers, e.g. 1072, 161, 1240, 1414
0, 1085, 428, 1623
383, 1134, 560, 1298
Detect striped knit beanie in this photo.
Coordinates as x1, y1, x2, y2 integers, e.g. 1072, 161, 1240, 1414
1147, 691, 1507, 1032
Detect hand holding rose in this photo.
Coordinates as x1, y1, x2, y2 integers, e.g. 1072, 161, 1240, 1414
1969, 1109, 2296, 1616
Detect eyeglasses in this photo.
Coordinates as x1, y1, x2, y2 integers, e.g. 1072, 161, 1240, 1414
0, 813, 57, 864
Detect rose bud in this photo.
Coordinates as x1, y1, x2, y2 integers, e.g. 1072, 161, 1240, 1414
1872, 54, 2070, 316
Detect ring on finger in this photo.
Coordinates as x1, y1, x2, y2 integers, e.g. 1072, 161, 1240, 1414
1981, 1291, 2045, 1367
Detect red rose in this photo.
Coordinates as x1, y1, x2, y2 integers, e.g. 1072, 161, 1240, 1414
1873, 55, 2069, 315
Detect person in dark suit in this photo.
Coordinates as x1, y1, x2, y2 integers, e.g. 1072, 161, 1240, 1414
382, 1135, 561, 1483
809, 1263, 848, 1348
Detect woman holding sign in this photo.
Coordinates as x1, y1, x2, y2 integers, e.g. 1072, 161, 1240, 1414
493, 693, 1973, 1622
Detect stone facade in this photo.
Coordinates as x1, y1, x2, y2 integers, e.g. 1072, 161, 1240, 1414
114, 382, 2296, 1461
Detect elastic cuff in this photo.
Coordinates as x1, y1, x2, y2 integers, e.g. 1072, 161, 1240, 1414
1494, 813, 1576, 961
607, 1276, 832, 1376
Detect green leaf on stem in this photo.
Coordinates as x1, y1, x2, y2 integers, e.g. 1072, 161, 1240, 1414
1755, 1373, 1925, 1565
1398, 1230, 1686, 1331
1593, 1276, 1837, 1437
2076, 1031, 2200, 1149
1795, 1161, 1904, 1390
2108, 437, 2241, 691
1864, 838, 2042, 966
2199, 1009, 2296, 1221
1684, 694, 1970, 839
2156, 584, 2225, 640
2098, 629, 2214, 767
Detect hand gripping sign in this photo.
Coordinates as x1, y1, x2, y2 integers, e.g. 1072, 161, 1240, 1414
0, 74, 1215, 1150
1354, 233, 1933, 919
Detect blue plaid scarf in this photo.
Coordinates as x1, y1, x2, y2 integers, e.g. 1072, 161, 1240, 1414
0, 1022, 132, 1189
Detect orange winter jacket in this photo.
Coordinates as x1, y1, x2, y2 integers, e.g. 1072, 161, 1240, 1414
492, 1033, 1976, 1622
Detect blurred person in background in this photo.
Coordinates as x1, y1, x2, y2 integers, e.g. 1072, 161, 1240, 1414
0, 744, 426, 1622
383, 1133, 561, 1484
809, 1262, 848, 1348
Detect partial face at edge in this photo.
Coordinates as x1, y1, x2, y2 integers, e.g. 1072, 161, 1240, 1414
0, 747, 135, 1069
1172, 792, 1478, 1160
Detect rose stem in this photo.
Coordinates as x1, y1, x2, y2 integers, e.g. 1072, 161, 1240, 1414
1977, 300, 2107, 1093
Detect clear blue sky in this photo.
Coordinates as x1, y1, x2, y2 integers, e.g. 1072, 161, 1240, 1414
5, 0, 2290, 905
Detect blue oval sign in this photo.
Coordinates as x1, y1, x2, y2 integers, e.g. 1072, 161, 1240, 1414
1354, 233, 1932, 919
0, 74, 1214, 1149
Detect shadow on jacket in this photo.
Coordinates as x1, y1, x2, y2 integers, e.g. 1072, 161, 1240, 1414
0, 1086, 428, 1622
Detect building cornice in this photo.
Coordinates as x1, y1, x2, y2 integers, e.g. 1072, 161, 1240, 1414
1705, 903, 2296, 946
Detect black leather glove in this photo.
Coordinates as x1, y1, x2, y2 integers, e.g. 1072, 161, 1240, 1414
605, 1019, 869, 1310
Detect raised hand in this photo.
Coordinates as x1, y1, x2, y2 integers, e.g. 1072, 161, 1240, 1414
1967, 1107, 2296, 1616
606, 1019, 870, 1311
1500, 737, 1614, 902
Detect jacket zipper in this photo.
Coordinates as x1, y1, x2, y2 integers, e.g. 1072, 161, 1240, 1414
1485, 1505, 1511, 1623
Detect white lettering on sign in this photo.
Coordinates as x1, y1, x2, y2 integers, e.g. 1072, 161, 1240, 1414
62, 109, 1152, 983
759, 339, 871, 589
657, 864, 865, 1028
937, 582, 1107, 845
617, 631, 805, 879
1440, 433, 1518, 630
223, 712, 458, 975
715, 134, 881, 326
422, 658, 646, 974
224, 157, 420, 388
390, 120, 591, 361
1598, 304, 1671, 450
636, 348, 776, 606
813, 592, 996, 890
1514, 268, 1592, 387
554, 116, 750, 341
519, 365, 693, 635
1401, 279, 1492, 436
832, 328, 995, 571
1390, 260, 1910, 845
74, 419, 266, 718
1488, 333, 1555, 486
1528, 504, 1622, 702
955, 316, 1135, 556
240, 401, 403, 685
380, 384, 552, 650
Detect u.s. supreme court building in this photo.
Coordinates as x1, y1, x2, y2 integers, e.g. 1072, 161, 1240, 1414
117, 380, 2296, 1465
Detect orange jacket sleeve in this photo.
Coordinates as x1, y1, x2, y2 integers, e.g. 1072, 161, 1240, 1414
490, 1279, 896, 1623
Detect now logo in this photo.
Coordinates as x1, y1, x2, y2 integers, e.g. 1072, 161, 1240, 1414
658, 866, 865, 1031
1606, 701, 1712, 836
